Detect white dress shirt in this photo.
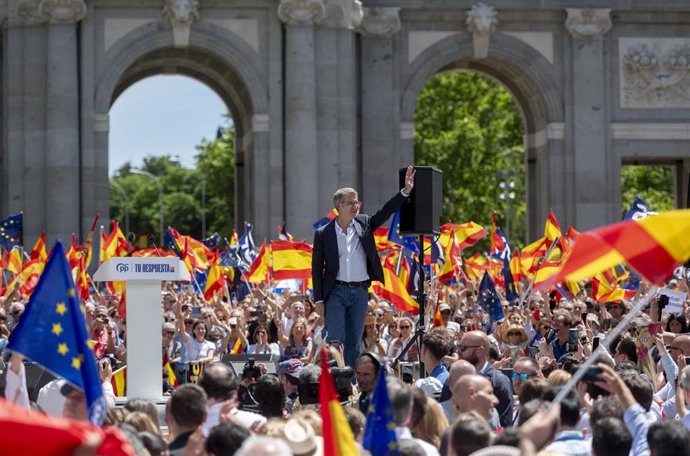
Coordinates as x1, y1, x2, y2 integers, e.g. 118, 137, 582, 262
335, 219, 369, 282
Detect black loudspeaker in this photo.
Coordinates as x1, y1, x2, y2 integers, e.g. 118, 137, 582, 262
398, 166, 443, 235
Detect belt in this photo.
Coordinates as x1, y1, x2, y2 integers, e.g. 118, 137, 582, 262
335, 279, 370, 288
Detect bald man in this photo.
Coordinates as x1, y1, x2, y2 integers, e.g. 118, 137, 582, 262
657, 334, 690, 419
440, 359, 476, 421
459, 330, 514, 428
452, 375, 499, 422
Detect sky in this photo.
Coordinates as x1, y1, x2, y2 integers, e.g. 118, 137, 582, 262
109, 75, 229, 176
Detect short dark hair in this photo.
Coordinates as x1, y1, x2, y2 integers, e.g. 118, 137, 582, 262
616, 338, 639, 364
590, 396, 624, 430
450, 413, 492, 456
169, 384, 208, 428
648, 421, 690, 456
542, 387, 580, 427
592, 418, 632, 456
198, 363, 239, 401
422, 328, 451, 361
205, 423, 251, 456
620, 372, 653, 412
138, 432, 166, 456
518, 379, 549, 406
254, 375, 285, 418
398, 439, 426, 456
492, 428, 521, 447
518, 399, 549, 426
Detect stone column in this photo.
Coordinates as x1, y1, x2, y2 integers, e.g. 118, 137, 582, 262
314, 0, 362, 217
359, 7, 402, 210
566, 8, 612, 229
41, 0, 86, 244
278, 0, 324, 240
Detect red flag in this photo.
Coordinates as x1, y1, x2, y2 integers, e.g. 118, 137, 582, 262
319, 347, 359, 456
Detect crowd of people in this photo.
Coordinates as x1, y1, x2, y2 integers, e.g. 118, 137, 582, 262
3, 271, 690, 456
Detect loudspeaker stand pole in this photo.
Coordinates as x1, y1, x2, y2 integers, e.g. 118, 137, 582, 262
393, 235, 427, 378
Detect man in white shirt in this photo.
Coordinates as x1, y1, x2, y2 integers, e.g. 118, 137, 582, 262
312, 166, 415, 368
388, 376, 440, 456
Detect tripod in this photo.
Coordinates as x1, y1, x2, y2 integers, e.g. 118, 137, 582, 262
393, 235, 428, 378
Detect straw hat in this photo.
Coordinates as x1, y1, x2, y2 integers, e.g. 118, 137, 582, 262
283, 419, 323, 456
501, 325, 528, 344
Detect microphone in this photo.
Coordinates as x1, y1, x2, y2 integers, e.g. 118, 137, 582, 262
147, 233, 163, 257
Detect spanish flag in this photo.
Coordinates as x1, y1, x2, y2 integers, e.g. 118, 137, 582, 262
271, 240, 312, 280
29, 232, 47, 264
532, 260, 562, 290
439, 221, 488, 250
374, 227, 391, 252
111, 366, 127, 397
6, 247, 23, 274
538, 209, 690, 288
591, 272, 634, 303
163, 362, 179, 388
244, 241, 270, 284
320, 347, 359, 456
204, 256, 226, 301
373, 261, 420, 314
437, 231, 461, 285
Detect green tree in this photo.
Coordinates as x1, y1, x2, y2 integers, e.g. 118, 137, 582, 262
109, 124, 235, 241
621, 165, 675, 216
414, 71, 525, 248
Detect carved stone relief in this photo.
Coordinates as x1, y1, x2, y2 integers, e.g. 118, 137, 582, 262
315, 0, 363, 29
465, 2, 498, 59
162, 0, 200, 47
565, 8, 611, 39
620, 38, 690, 109
277, 0, 325, 27
358, 7, 400, 38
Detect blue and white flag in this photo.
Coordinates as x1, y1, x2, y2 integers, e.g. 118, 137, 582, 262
624, 196, 657, 221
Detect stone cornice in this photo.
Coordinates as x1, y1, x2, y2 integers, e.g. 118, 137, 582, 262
565, 8, 612, 39
277, 0, 325, 27
358, 7, 400, 38
315, 0, 363, 30
39, 0, 87, 24
16, 0, 47, 25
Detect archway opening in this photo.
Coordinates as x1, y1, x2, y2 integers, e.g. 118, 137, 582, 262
621, 162, 676, 216
108, 75, 234, 243
414, 70, 526, 248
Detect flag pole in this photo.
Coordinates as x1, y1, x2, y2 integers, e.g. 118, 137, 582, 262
519, 236, 561, 306
552, 285, 658, 405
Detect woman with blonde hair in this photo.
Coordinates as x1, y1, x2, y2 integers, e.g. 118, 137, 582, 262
279, 317, 313, 363
546, 369, 572, 386
412, 395, 449, 448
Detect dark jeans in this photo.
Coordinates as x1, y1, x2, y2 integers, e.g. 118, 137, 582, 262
324, 283, 369, 369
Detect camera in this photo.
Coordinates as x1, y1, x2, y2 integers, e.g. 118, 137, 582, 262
242, 359, 262, 381
299, 362, 354, 405
100, 353, 119, 369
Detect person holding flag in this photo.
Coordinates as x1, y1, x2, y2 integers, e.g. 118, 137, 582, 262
312, 166, 416, 368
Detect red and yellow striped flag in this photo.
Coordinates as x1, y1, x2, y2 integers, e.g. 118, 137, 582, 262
437, 231, 461, 285
271, 240, 312, 280
29, 232, 47, 264
244, 241, 270, 284
538, 209, 690, 287
6, 247, 22, 275
372, 261, 420, 314
532, 260, 562, 290
320, 347, 359, 456
204, 256, 226, 301
439, 221, 488, 250
374, 227, 391, 252
111, 366, 127, 397
592, 273, 634, 303
164, 362, 179, 388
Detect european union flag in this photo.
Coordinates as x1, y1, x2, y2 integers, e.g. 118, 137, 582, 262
0, 212, 23, 251
478, 272, 505, 322
388, 210, 419, 254
8, 241, 106, 424
491, 229, 519, 304
624, 195, 657, 221
363, 369, 399, 456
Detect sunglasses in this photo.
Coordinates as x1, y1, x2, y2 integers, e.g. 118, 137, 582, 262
165, 331, 175, 335
400, 325, 411, 329
606, 305, 620, 310
511, 372, 531, 381
508, 332, 522, 337
185, 320, 194, 325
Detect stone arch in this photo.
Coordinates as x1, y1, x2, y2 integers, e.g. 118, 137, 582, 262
399, 32, 564, 239
94, 21, 270, 228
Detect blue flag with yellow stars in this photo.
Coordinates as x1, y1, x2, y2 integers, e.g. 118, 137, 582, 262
478, 271, 505, 322
0, 212, 23, 251
363, 368, 399, 456
8, 240, 106, 424
388, 210, 420, 255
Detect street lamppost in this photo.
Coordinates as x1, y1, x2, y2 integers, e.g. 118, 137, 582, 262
131, 168, 164, 246
497, 170, 516, 241
110, 180, 130, 236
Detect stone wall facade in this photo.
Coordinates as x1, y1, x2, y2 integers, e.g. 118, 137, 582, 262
1, 0, 690, 248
